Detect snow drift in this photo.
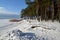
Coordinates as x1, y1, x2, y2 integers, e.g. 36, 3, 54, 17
0, 20, 60, 40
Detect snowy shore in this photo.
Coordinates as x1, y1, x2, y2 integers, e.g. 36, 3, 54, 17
0, 19, 60, 40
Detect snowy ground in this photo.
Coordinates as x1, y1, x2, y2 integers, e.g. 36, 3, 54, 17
0, 19, 60, 40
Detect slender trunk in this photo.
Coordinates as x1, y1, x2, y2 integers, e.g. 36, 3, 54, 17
36, 4, 39, 17
58, 4, 60, 22
41, 7, 43, 21
43, 6, 46, 21
42, 6, 45, 20
36, 4, 39, 21
51, 1, 54, 22
35, 0, 40, 21
45, 7, 47, 21
59, 12, 60, 22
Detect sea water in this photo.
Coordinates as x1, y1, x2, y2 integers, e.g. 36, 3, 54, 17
0, 19, 11, 27
0, 19, 20, 36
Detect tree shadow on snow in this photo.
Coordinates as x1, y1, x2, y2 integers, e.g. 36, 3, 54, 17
12, 29, 36, 40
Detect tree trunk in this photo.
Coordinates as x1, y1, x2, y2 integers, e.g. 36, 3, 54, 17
51, 1, 54, 22
59, 12, 60, 22
45, 7, 48, 21
36, 4, 39, 21
42, 6, 45, 20
41, 7, 43, 21
58, 4, 60, 22
36, 5, 39, 17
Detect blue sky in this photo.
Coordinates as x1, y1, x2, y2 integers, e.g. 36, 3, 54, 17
0, 0, 27, 15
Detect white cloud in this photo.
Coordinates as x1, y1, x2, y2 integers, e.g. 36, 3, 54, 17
0, 7, 6, 11
0, 7, 5, 9
0, 7, 19, 15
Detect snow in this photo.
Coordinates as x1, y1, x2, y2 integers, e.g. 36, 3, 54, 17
0, 19, 60, 40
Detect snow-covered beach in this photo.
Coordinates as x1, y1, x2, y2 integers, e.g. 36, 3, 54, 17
0, 19, 60, 40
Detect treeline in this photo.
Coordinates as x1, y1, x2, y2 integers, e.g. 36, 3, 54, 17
21, 0, 60, 22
